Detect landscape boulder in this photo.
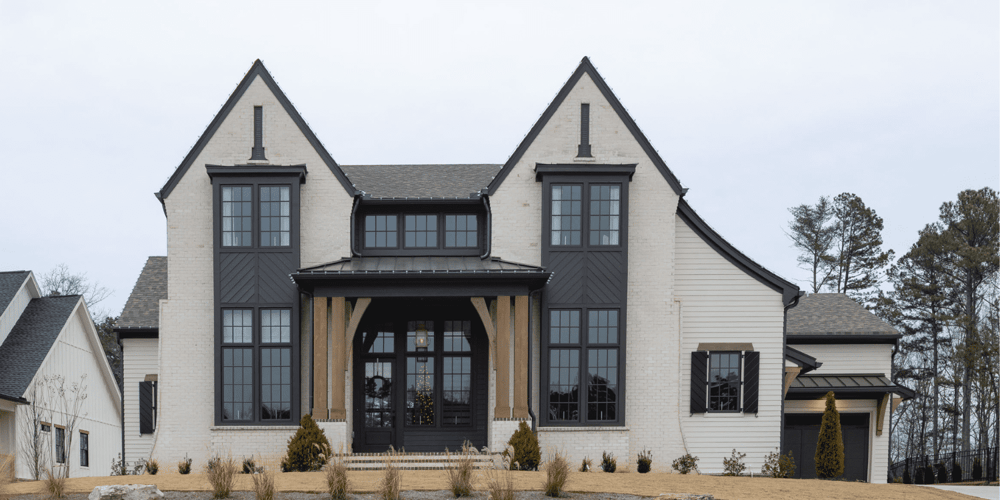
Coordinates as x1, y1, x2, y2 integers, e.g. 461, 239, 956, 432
89, 484, 164, 500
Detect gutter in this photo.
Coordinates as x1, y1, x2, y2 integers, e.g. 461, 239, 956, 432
350, 194, 361, 257
0, 393, 29, 405
480, 195, 492, 260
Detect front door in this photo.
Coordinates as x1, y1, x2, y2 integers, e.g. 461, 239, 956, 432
352, 300, 488, 453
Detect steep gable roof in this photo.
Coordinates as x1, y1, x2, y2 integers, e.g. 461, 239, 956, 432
0, 271, 30, 313
117, 256, 167, 329
486, 57, 684, 196
0, 295, 80, 400
156, 60, 355, 206
341, 164, 501, 199
787, 293, 899, 336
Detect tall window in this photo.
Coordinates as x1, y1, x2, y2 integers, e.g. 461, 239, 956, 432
708, 352, 741, 411
261, 309, 291, 420
55, 427, 66, 464
221, 308, 293, 422
547, 309, 620, 423
222, 186, 252, 247
79, 431, 89, 467
260, 186, 290, 246
589, 185, 620, 245
365, 215, 398, 248
404, 215, 437, 248
406, 321, 435, 426
444, 215, 477, 248
551, 185, 582, 246
442, 321, 472, 426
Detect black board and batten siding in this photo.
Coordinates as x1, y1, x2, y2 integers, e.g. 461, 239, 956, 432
209, 169, 304, 426
539, 167, 632, 427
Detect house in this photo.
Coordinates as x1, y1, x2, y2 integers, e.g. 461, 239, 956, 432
0, 271, 122, 478
129, 57, 912, 481
113, 257, 166, 467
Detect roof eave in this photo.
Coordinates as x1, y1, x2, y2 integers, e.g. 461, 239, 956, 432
786, 334, 902, 345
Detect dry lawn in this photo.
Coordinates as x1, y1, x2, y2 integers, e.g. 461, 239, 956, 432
4, 470, 985, 500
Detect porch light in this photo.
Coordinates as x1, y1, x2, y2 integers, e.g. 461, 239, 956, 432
415, 323, 429, 361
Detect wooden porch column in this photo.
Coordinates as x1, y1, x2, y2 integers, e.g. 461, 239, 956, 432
329, 297, 347, 419
513, 295, 530, 419
495, 296, 511, 419
312, 297, 328, 419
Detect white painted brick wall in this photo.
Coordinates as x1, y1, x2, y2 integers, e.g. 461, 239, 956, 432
208, 426, 298, 463
538, 427, 630, 470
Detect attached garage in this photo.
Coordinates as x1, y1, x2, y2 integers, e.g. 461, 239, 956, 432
784, 413, 870, 481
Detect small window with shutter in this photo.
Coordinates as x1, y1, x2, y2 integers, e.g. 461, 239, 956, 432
139, 380, 157, 434
690, 350, 759, 414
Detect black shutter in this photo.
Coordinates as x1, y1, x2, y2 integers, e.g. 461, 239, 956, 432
139, 381, 155, 434
743, 351, 760, 414
690, 351, 708, 413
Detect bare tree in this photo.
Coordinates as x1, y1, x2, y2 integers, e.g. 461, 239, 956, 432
39, 264, 111, 318
47, 375, 88, 478
17, 380, 50, 480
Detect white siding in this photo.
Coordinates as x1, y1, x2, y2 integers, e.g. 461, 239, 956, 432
122, 338, 158, 464
793, 344, 893, 376
14, 304, 122, 478
675, 215, 786, 474
0, 277, 35, 346
785, 398, 890, 483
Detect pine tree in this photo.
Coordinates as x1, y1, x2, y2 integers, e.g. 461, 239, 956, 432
829, 193, 894, 306
814, 392, 844, 479
787, 196, 837, 292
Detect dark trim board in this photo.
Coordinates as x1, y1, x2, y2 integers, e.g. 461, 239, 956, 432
306, 278, 547, 298
677, 199, 800, 306
207, 165, 308, 183
786, 334, 902, 345
0, 393, 29, 405
157, 60, 355, 211
486, 57, 683, 196
785, 346, 822, 374
534, 164, 636, 181
115, 327, 159, 339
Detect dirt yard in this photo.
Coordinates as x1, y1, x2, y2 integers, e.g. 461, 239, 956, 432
4, 470, 986, 500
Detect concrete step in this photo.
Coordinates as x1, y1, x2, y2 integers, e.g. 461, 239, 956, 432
340, 453, 501, 470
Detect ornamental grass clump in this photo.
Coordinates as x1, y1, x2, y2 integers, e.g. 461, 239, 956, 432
206, 454, 238, 499
600, 452, 617, 473
146, 459, 160, 475
637, 449, 653, 474
484, 454, 515, 500
378, 446, 403, 500
504, 421, 540, 471
250, 466, 276, 500
0, 455, 15, 500
543, 451, 570, 497
324, 446, 350, 500
761, 448, 795, 478
43, 467, 66, 499
286, 414, 331, 471
814, 391, 844, 479
579, 457, 592, 472
672, 454, 699, 474
722, 449, 746, 476
445, 441, 476, 497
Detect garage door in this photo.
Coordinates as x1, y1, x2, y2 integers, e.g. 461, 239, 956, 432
784, 413, 869, 481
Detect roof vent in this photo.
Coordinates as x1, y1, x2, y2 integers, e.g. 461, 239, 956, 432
250, 106, 267, 161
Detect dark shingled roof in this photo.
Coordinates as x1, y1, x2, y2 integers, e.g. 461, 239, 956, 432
0, 295, 80, 400
787, 293, 897, 335
0, 271, 30, 313
340, 165, 502, 199
117, 257, 167, 329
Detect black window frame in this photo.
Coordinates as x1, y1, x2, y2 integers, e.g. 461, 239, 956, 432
219, 307, 295, 424
544, 307, 622, 425
259, 184, 292, 248
54, 426, 66, 464
355, 204, 485, 257
707, 351, 742, 413
79, 431, 89, 467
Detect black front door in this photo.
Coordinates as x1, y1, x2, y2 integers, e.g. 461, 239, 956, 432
353, 300, 488, 453
784, 412, 870, 481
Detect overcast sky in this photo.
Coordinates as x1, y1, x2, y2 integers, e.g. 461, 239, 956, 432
1, 1, 997, 318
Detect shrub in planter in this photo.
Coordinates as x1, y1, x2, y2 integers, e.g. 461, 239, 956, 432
936, 462, 948, 484
951, 461, 962, 482
760, 448, 795, 478
504, 421, 540, 471
286, 414, 331, 472
600, 452, 617, 473
637, 449, 653, 474
722, 449, 746, 476
671, 454, 698, 474
972, 457, 983, 481
814, 392, 844, 479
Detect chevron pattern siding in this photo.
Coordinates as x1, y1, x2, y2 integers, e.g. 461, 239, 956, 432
547, 252, 585, 305
258, 252, 296, 303
220, 253, 256, 303
585, 251, 625, 304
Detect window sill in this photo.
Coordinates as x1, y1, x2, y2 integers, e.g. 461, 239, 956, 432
537, 426, 629, 432
210, 425, 300, 431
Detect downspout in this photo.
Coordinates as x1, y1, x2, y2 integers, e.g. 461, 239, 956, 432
528, 290, 539, 432
350, 194, 362, 257
118, 333, 125, 466
480, 194, 492, 260
674, 298, 689, 454
779, 291, 804, 457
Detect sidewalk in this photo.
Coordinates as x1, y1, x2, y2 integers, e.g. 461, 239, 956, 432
924, 485, 999, 500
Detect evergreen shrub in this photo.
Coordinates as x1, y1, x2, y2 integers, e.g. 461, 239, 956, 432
972, 457, 983, 481
637, 449, 653, 474
671, 454, 699, 474
504, 421, 540, 471
902, 469, 911, 484
814, 392, 844, 479
761, 449, 795, 479
922, 465, 936, 484
936, 462, 948, 484
600, 452, 617, 473
285, 414, 331, 472
951, 461, 962, 482
579, 457, 592, 472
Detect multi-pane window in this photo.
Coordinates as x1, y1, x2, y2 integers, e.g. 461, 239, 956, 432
260, 186, 290, 246
589, 185, 620, 245
406, 321, 435, 426
551, 185, 582, 246
222, 186, 253, 247
222, 309, 253, 421
261, 348, 291, 420
547, 309, 620, 423
364, 360, 393, 428
55, 427, 66, 464
442, 321, 472, 426
405, 215, 438, 248
709, 352, 741, 411
365, 215, 398, 248
223, 309, 253, 343
444, 215, 477, 248
221, 308, 293, 422
261, 309, 291, 343
79, 431, 89, 467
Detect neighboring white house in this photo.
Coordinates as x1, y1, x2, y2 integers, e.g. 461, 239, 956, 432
127, 58, 913, 482
0, 271, 123, 478
113, 257, 166, 467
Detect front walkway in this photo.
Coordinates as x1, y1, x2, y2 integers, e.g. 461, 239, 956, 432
923, 485, 999, 500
